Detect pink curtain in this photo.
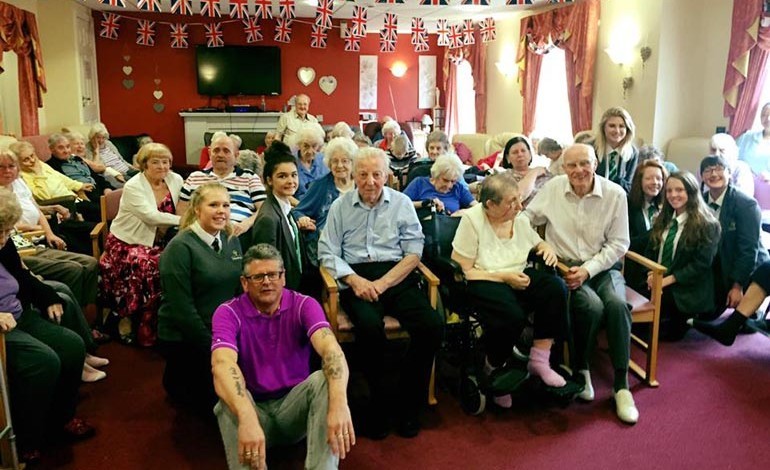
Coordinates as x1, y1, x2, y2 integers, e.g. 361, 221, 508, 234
516, 0, 600, 136
0, 1, 47, 136
444, 58, 460, 138
441, 26, 488, 137
723, 0, 770, 137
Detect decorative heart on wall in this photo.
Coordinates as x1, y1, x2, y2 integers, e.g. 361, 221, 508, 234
122, 79, 134, 89
153, 90, 164, 99
319, 76, 337, 96
153, 103, 165, 113
154, 78, 161, 85
297, 67, 316, 86
123, 55, 131, 62
122, 66, 132, 76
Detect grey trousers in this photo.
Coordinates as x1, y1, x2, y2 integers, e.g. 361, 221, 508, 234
570, 268, 631, 374
24, 248, 98, 306
214, 370, 338, 470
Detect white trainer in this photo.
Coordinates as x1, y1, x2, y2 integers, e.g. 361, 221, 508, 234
577, 369, 594, 401
614, 389, 639, 424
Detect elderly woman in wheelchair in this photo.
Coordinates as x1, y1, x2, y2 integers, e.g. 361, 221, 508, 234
450, 171, 579, 409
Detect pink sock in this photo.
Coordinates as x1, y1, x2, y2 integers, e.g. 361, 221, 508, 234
527, 347, 566, 387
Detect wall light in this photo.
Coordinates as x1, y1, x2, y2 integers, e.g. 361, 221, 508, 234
390, 62, 408, 78
495, 61, 516, 78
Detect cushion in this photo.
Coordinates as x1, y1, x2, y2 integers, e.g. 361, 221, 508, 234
21, 134, 52, 162
451, 133, 489, 164
453, 141, 473, 164
0, 135, 17, 151
485, 132, 522, 156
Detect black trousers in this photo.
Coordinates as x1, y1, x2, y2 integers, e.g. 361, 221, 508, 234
466, 268, 567, 365
340, 262, 443, 417
158, 340, 217, 414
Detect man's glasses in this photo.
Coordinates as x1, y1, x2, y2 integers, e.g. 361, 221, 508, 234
243, 271, 285, 283
702, 166, 725, 175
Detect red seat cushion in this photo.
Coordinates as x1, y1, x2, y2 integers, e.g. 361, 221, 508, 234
626, 287, 654, 314
337, 311, 402, 332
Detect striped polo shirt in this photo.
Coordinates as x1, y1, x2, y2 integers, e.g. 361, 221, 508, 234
180, 167, 267, 223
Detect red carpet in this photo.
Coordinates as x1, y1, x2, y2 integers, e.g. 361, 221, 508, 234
39, 330, 770, 470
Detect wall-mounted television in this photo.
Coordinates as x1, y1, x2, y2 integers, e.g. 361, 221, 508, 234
196, 45, 281, 96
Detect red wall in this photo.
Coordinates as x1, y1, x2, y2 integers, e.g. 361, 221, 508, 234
94, 12, 441, 166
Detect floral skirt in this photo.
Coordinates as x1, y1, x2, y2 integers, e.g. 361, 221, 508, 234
99, 233, 163, 347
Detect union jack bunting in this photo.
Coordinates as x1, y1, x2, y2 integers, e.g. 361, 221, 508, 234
136, 20, 156, 46
419, 0, 448, 5
383, 13, 398, 40
315, 0, 333, 30
99, 13, 121, 40
279, 0, 296, 20
463, 19, 475, 45
379, 28, 395, 52
506, 0, 533, 4
350, 6, 367, 38
344, 36, 360, 52
375, 0, 404, 3
479, 17, 496, 43
229, 0, 249, 18
243, 17, 263, 43
448, 24, 464, 49
414, 36, 429, 52
310, 25, 328, 48
200, 0, 221, 18
99, 0, 125, 7
411, 18, 426, 45
255, 0, 273, 19
137, 0, 161, 12
170, 23, 189, 49
274, 18, 293, 43
461, 0, 488, 4
550, 0, 573, 3
204, 23, 225, 47
171, 0, 193, 15
435, 19, 449, 46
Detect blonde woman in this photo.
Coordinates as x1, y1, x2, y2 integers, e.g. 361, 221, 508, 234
594, 107, 638, 193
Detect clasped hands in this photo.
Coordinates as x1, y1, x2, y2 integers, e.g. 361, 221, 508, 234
345, 274, 388, 302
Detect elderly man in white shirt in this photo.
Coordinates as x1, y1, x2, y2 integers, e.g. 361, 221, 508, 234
276, 94, 319, 150
524, 143, 638, 425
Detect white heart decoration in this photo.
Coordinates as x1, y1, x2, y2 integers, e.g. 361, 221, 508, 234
319, 76, 337, 96
153, 90, 164, 100
122, 66, 132, 76
297, 67, 316, 86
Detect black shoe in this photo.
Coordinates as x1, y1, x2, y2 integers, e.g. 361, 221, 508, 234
396, 417, 420, 438
361, 412, 389, 440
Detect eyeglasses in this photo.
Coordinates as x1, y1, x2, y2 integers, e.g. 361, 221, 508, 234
702, 166, 725, 175
0, 164, 17, 170
243, 271, 285, 283
330, 158, 352, 166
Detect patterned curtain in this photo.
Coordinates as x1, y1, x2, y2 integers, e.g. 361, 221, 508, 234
442, 26, 487, 138
0, 1, 47, 136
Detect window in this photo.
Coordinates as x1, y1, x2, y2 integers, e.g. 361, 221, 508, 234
455, 59, 476, 134
532, 47, 573, 145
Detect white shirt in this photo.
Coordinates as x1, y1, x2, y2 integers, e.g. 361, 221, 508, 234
642, 200, 659, 230
452, 204, 542, 273
524, 174, 630, 278
276, 110, 318, 149
276, 196, 297, 242
190, 221, 220, 251
11, 178, 40, 226
657, 212, 689, 263
707, 189, 727, 218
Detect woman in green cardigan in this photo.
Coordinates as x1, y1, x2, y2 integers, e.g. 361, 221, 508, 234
157, 182, 243, 413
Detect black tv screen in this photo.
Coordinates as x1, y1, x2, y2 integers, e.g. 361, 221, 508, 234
196, 45, 281, 96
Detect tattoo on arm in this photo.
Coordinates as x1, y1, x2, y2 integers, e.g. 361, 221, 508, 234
322, 351, 344, 380
319, 328, 333, 339
229, 366, 245, 397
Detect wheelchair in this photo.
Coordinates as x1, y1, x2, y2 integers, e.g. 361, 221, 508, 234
420, 211, 583, 415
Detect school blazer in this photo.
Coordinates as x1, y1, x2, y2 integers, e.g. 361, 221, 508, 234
250, 193, 305, 291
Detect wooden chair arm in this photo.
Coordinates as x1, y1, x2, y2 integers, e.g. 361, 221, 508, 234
417, 262, 440, 309
20, 229, 45, 240
89, 222, 105, 240
556, 261, 570, 276
319, 265, 338, 293
625, 250, 666, 275
319, 266, 340, 335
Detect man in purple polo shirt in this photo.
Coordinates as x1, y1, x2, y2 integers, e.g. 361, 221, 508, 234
211, 244, 354, 470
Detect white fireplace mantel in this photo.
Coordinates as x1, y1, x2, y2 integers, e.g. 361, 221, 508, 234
179, 112, 282, 165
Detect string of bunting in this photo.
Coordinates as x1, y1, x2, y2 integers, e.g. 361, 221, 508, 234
97, 0, 573, 52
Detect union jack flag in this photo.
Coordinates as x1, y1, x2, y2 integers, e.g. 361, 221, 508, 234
310, 25, 328, 49
315, 0, 333, 30
136, 20, 156, 46
506, 0, 533, 4
279, 0, 296, 20
383, 13, 397, 40
274, 18, 292, 43
411, 18, 425, 45
200, 0, 221, 18
229, 0, 249, 18
379, 28, 395, 52
205, 23, 224, 47
99, 0, 125, 7
419, 0, 448, 5
376, 0, 404, 3
448, 24, 464, 49
463, 19, 475, 45
435, 19, 449, 46
243, 17, 263, 43
137, 0, 161, 12
171, 0, 193, 15
414, 36, 429, 52
255, 0, 273, 19
479, 17, 496, 43
350, 6, 367, 38
170, 23, 189, 49
344, 36, 360, 52
461, 0, 489, 4
550, 0, 573, 3
99, 13, 121, 40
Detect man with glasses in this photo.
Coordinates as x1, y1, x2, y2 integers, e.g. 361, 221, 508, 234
699, 155, 769, 320
525, 144, 637, 424
318, 147, 443, 439
212, 244, 353, 470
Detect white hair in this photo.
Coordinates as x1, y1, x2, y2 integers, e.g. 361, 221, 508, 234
353, 147, 390, 173
323, 137, 358, 169
430, 154, 464, 180
382, 120, 401, 136
331, 121, 355, 139
297, 125, 325, 147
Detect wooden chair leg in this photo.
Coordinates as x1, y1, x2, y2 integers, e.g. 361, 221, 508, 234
428, 361, 437, 405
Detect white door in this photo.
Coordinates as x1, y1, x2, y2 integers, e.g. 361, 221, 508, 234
76, 11, 100, 124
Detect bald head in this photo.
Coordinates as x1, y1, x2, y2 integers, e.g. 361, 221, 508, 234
562, 144, 597, 197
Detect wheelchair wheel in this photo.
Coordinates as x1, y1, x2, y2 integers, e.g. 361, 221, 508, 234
459, 375, 486, 416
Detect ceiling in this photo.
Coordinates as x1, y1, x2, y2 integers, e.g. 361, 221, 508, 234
78, 0, 555, 32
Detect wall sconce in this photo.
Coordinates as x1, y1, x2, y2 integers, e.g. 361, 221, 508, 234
495, 61, 515, 78
390, 62, 408, 78
421, 113, 433, 133
605, 46, 635, 99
